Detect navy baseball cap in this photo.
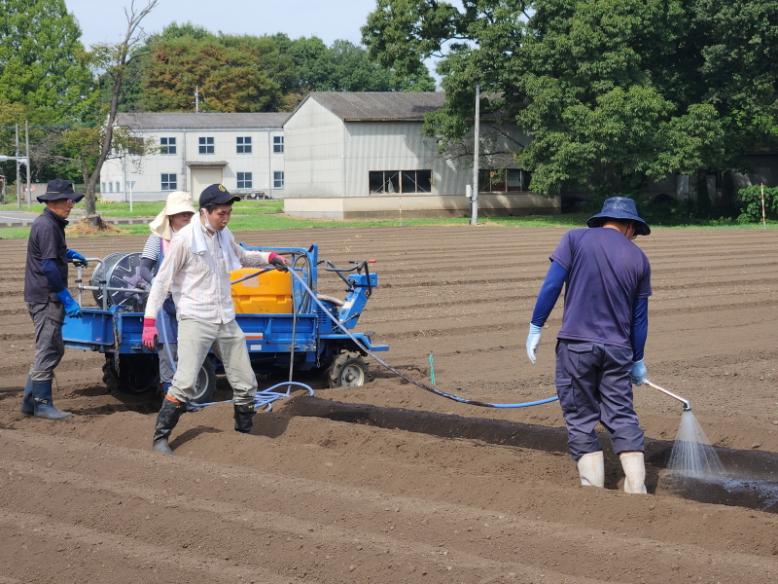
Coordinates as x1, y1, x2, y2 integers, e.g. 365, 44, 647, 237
199, 184, 240, 208
37, 179, 84, 203
587, 196, 650, 236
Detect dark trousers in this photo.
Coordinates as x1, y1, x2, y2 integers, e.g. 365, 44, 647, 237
27, 301, 65, 381
555, 340, 644, 460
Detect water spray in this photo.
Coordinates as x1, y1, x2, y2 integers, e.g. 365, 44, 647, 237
645, 379, 691, 412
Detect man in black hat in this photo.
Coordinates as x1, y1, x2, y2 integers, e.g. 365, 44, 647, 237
23, 178, 88, 419
141, 184, 287, 454
525, 196, 652, 494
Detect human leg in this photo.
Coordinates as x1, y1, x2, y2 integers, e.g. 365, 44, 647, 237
215, 320, 258, 432
27, 302, 70, 419
599, 344, 646, 493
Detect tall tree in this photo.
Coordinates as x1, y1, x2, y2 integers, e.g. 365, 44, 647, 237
83, 0, 158, 221
0, 0, 93, 124
363, 0, 777, 198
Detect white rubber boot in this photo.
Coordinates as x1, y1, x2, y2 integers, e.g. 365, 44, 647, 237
619, 451, 648, 494
576, 451, 605, 488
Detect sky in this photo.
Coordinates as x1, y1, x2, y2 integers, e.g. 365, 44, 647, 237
64, 0, 381, 48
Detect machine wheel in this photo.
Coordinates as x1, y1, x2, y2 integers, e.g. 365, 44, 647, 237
327, 350, 368, 388
103, 353, 159, 394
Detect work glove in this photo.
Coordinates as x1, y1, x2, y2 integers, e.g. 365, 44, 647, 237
268, 252, 288, 271
630, 359, 647, 386
141, 318, 158, 350
56, 289, 81, 317
526, 323, 542, 365
66, 249, 88, 267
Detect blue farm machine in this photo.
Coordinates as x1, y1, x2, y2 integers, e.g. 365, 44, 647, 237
61, 244, 388, 403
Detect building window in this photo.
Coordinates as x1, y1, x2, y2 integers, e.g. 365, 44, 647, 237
236, 136, 252, 154
101, 182, 106, 192
237, 172, 253, 189
198, 136, 214, 154
115, 181, 120, 193
273, 135, 284, 153
370, 170, 431, 194
479, 169, 532, 192
369, 170, 400, 193
273, 171, 284, 189
160, 136, 176, 155
161, 173, 177, 191
401, 170, 432, 193
107, 182, 113, 193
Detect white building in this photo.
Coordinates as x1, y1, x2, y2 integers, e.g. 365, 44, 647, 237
100, 112, 289, 201
282, 92, 558, 219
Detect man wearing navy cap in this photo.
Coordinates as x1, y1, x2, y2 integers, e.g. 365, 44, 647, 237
142, 184, 287, 454
526, 196, 652, 494
23, 178, 88, 419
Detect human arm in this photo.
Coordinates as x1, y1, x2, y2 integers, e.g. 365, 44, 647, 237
232, 241, 287, 269
629, 297, 649, 385
42, 258, 80, 316
526, 261, 568, 364
139, 235, 161, 284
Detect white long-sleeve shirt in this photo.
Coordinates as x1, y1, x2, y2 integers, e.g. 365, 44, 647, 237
144, 220, 271, 324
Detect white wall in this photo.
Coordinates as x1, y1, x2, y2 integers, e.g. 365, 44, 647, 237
100, 128, 284, 201
282, 98, 345, 197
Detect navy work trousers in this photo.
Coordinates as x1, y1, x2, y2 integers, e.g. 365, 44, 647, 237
555, 339, 644, 460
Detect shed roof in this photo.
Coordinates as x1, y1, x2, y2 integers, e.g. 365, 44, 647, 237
115, 112, 289, 130
305, 92, 445, 122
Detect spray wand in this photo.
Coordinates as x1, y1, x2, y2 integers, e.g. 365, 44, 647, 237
645, 380, 692, 412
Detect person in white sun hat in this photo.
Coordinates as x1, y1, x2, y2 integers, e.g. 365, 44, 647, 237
139, 191, 197, 395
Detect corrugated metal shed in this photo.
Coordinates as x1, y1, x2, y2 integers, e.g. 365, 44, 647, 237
304, 92, 445, 122
115, 112, 290, 130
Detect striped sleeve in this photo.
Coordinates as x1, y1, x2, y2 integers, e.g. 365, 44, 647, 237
141, 234, 161, 262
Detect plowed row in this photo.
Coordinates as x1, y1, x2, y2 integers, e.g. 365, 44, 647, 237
1, 224, 777, 583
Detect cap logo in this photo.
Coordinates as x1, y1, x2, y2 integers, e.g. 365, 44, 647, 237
218, 184, 226, 192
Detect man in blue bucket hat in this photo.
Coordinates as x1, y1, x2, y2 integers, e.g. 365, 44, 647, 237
526, 196, 652, 494
22, 179, 88, 419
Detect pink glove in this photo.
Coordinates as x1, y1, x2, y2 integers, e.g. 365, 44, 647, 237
142, 318, 158, 350
268, 252, 288, 270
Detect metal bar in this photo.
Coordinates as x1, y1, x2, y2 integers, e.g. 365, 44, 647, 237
645, 380, 692, 411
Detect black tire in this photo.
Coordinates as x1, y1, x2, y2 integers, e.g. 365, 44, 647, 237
327, 350, 369, 388
102, 353, 159, 394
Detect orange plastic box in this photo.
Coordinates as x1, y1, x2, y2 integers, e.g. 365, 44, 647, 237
230, 268, 293, 314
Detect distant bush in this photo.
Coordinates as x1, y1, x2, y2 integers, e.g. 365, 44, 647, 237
737, 185, 778, 223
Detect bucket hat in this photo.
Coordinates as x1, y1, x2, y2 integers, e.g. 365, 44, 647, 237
587, 196, 650, 236
149, 191, 196, 240
37, 178, 84, 203
199, 183, 240, 208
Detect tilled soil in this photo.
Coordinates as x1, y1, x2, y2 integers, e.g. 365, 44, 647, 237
1, 225, 777, 583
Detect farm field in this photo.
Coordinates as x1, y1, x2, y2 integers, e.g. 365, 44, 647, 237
1, 224, 777, 583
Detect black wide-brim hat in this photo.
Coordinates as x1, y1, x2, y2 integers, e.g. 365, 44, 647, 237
587, 196, 650, 236
199, 183, 240, 208
37, 178, 84, 203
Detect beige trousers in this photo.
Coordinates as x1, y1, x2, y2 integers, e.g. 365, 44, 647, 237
168, 317, 257, 406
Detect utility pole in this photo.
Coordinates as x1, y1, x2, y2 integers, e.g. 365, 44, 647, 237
24, 119, 31, 205
195, 86, 200, 112
470, 83, 480, 226
15, 123, 20, 207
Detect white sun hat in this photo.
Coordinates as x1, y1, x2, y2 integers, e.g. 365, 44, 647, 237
149, 191, 196, 240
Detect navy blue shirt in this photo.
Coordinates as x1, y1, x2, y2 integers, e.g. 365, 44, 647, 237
552, 227, 651, 348
24, 209, 69, 303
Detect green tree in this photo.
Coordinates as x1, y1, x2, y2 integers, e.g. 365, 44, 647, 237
0, 0, 93, 124
363, 0, 778, 198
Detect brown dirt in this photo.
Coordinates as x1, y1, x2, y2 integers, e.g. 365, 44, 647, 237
1, 225, 778, 583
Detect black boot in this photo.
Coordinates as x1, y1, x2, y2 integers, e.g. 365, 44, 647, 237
234, 404, 255, 434
152, 399, 185, 454
21, 375, 34, 415
32, 379, 72, 420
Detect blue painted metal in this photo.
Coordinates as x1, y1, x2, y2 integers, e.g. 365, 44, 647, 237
62, 244, 386, 380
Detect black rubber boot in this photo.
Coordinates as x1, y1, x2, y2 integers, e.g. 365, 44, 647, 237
21, 376, 34, 416
233, 404, 255, 434
152, 399, 185, 454
32, 379, 72, 420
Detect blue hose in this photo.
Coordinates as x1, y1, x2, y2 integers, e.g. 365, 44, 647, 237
287, 269, 559, 410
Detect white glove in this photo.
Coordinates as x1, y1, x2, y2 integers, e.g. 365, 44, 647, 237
526, 324, 542, 365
